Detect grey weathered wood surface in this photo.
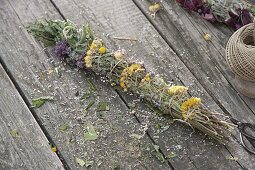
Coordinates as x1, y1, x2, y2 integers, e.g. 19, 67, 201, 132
51, 0, 254, 169
0, 64, 64, 170
0, 0, 255, 169
0, 0, 170, 169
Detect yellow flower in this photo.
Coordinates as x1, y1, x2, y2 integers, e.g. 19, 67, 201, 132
51, 146, 57, 152
114, 50, 123, 60
127, 63, 143, 75
168, 86, 188, 95
86, 50, 92, 56
149, 3, 161, 13
203, 33, 212, 41
84, 55, 92, 68
181, 97, 201, 120
141, 74, 151, 82
98, 47, 106, 54
90, 39, 102, 50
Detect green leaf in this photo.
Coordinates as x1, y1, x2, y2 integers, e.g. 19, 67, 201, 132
75, 157, 86, 167
10, 129, 19, 138
166, 152, 177, 159
31, 96, 53, 108
152, 145, 165, 163
85, 101, 95, 111
129, 133, 143, 140
84, 124, 98, 141
251, 7, 255, 16
97, 101, 110, 111
59, 124, 69, 132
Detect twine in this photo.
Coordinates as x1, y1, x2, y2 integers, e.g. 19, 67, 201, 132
226, 23, 255, 82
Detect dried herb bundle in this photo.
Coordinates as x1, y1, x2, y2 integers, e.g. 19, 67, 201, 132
27, 19, 235, 144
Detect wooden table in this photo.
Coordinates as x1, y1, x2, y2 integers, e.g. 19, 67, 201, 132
0, 0, 254, 169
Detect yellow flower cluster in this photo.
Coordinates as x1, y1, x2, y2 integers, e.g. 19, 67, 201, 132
167, 85, 188, 95
84, 39, 107, 68
120, 63, 144, 91
181, 97, 201, 120
141, 74, 151, 82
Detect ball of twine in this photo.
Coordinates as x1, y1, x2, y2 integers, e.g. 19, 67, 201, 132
226, 23, 255, 82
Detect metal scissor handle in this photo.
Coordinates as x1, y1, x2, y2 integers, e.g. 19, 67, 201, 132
231, 118, 255, 155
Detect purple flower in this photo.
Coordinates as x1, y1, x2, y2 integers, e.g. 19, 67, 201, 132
75, 51, 86, 69
225, 9, 252, 30
197, 5, 215, 22
53, 40, 70, 58
176, 0, 202, 11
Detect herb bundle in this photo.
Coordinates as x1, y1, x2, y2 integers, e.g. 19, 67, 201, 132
150, 0, 255, 30
27, 19, 235, 144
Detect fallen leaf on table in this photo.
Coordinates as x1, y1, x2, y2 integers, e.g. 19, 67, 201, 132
59, 123, 69, 132
85, 100, 95, 111
166, 152, 177, 159
75, 157, 85, 167
75, 157, 94, 167
84, 124, 98, 141
129, 133, 143, 140
31, 96, 53, 108
152, 144, 165, 163
10, 129, 19, 138
226, 156, 238, 161
97, 101, 110, 111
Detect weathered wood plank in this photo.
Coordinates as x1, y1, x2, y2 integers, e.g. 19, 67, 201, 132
51, 0, 253, 169
0, 0, 170, 169
132, 0, 255, 169
0, 64, 64, 170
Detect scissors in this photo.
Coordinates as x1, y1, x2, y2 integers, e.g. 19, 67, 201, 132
230, 117, 255, 154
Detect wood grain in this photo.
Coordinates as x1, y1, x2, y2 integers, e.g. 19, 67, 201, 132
0, 0, 170, 169
0, 64, 64, 170
51, 0, 253, 169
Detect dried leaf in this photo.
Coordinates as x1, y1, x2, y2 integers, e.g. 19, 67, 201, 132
226, 156, 238, 161
152, 145, 165, 163
75, 158, 93, 167
10, 129, 19, 138
59, 123, 69, 132
84, 124, 98, 141
31, 96, 53, 108
166, 152, 177, 159
85, 101, 95, 111
97, 101, 110, 111
129, 133, 143, 140
75, 157, 86, 167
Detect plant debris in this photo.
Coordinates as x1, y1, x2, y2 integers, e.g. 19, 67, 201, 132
97, 101, 110, 111
84, 124, 98, 141
31, 96, 53, 108
75, 157, 86, 167
152, 145, 165, 163
10, 129, 19, 138
59, 123, 69, 132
